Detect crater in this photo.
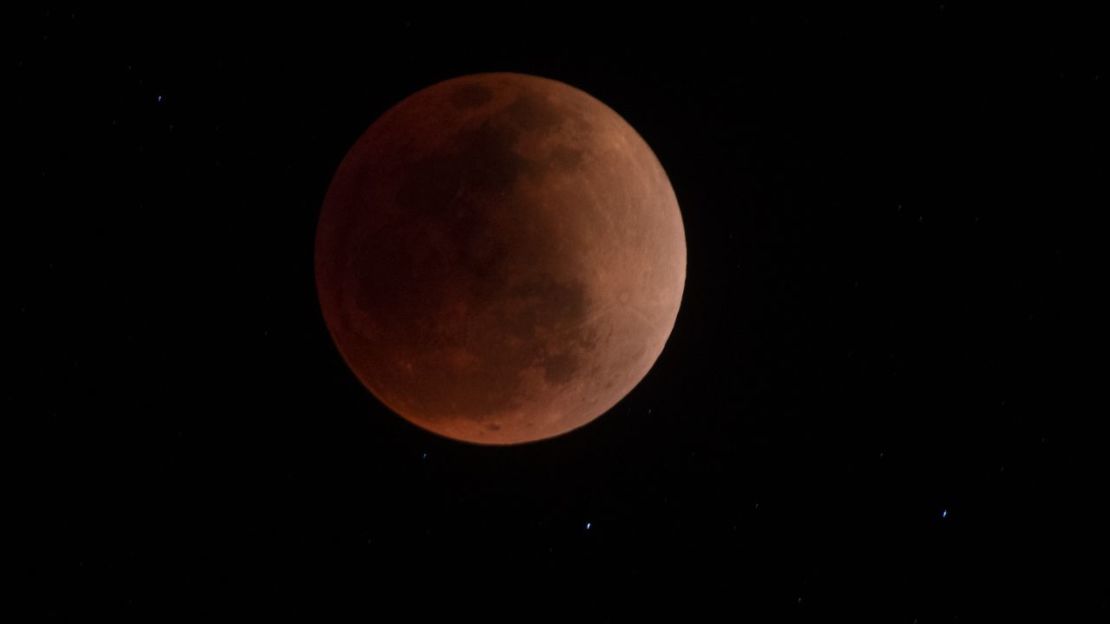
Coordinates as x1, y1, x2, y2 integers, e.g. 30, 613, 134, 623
504, 92, 565, 132
458, 121, 534, 193
542, 351, 580, 385
549, 145, 585, 171
393, 118, 534, 216
501, 275, 589, 339
450, 83, 494, 109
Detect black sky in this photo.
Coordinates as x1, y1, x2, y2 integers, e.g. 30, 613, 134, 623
15, 7, 1105, 620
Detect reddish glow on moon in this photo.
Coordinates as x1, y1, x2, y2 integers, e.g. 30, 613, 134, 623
315, 73, 685, 444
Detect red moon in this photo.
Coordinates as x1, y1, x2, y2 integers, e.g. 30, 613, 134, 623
315, 73, 685, 444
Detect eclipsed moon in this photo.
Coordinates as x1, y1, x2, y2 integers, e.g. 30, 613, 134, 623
315, 73, 686, 444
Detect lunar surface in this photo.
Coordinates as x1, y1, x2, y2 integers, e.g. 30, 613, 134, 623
315, 73, 685, 444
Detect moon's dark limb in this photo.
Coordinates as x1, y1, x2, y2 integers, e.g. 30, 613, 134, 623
315, 73, 686, 444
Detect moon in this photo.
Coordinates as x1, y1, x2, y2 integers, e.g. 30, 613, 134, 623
315, 73, 685, 444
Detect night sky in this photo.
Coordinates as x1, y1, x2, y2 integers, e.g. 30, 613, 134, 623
17, 7, 1105, 620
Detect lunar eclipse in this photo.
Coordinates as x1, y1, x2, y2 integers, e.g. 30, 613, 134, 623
315, 73, 686, 444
